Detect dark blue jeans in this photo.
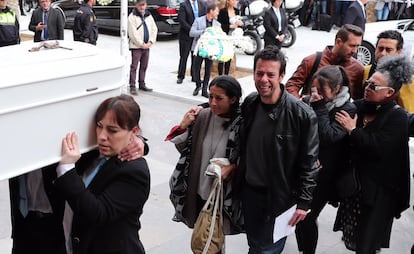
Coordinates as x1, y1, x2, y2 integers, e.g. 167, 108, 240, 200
242, 184, 288, 254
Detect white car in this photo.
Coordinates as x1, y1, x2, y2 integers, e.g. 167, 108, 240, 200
357, 19, 414, 66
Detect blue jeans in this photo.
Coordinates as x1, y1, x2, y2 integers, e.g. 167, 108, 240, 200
334, 0, 351, 26
311, 0, 328, 21
376, 3, 390, 21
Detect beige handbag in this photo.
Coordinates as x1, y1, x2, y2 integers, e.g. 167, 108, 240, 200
191, 177, 224, 254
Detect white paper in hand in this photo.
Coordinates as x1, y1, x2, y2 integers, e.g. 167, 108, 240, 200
273, 204, 297, 242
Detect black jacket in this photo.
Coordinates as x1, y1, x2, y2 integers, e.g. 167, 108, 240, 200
54, 149, 150, 254
73, 4, 98, 45
238, 86, 319, 217
178, 0, 206, 41
310, 99, 356, 201
351, 100, 410, 217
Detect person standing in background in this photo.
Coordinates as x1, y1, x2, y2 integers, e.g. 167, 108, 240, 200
343, 0, 369, 32
375, 0, 391, 21
73, 0, 98, 45
29, 0, 65, 42
190, 3, 221, 98
128, 0, 157, 95
176, 0, 206, 84
0, 0, 20, 47
263, 0, 287, 48
217, 0, 243, 75
333, 0, 351, 28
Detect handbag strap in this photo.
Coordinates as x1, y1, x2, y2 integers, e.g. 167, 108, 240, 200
202, 178, 223, 254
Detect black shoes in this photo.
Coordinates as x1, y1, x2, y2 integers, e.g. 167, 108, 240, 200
201, 90, 209, 98
130, 87, 138, 95
139, 86, 153, 92
177, 78, 183, 84
193, 86, 201, 96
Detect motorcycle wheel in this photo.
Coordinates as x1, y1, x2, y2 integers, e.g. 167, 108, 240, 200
23, 0, 32, 13
281, 25, 296, 48
32, 0, 38, 9
243, 30, 262, 56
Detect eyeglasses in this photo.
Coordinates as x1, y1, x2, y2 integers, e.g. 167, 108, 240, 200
364, 81, 391, 91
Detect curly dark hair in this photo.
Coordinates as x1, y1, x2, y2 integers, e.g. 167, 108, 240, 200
376, 55, 413, 91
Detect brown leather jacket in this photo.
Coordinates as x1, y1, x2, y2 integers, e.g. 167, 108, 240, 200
286, 46, 364, 100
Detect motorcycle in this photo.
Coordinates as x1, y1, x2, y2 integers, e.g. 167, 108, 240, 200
281, 0, 303, 48
238, 0, 269, 55
23, 0, 38, 13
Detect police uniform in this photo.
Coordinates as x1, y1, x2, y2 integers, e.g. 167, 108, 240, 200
0, 6, 20, 47
73, 4, 98, 45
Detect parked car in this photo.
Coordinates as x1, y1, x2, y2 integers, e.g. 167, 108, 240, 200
357, 19, 414, 66
51, 0, 184, 35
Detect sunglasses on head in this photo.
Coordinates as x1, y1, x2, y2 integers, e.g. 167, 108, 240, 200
364, 81, 391, 91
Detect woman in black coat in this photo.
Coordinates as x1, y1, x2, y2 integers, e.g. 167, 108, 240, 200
54, 95, 150, 254
295, 65, 356, 254
334, 55, 412, 253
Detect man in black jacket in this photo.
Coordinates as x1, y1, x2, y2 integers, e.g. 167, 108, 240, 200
176, 0, 206, 84
237, 45, 319, 254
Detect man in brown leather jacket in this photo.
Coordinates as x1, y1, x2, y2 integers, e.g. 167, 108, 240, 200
286, 24, 364, 100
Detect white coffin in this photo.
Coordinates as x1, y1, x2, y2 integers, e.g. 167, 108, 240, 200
0, 40, 124, 180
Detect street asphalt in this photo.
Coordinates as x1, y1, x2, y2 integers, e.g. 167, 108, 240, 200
0, 10, 412, 254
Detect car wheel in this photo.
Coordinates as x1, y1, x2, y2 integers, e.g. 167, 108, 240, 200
357, 41, 375, 66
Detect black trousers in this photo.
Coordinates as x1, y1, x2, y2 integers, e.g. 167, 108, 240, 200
193, 55, 213, 89
12, 211, 66, 254
218, 60, 231, 75
177, 37, 194, 80
295, 183, 331, 254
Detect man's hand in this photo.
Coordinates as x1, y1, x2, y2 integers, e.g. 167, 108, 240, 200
288, 208, 309, 226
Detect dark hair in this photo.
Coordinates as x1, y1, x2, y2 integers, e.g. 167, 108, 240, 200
209, 75, 242, 117
253, 45, 286, 75
207, 2, 218, 13
376, 30, 404, 51
336, 24, 364, 42
311, 65, 349, 92
94, 94, 141, 130
376, 55, 413, 91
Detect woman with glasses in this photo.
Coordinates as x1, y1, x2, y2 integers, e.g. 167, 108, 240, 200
333, 55, 412, 253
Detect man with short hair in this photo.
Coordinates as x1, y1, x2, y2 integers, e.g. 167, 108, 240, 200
73, 0, 98, 45
286, 24, 364, 100
364, 30, 414, 114
189, 2, 220, 98
0, 0, 20, 47
29, 0, 65, 42
237, 45, 319, 254
176, 0, 206, 84
127, 0, 158, 95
